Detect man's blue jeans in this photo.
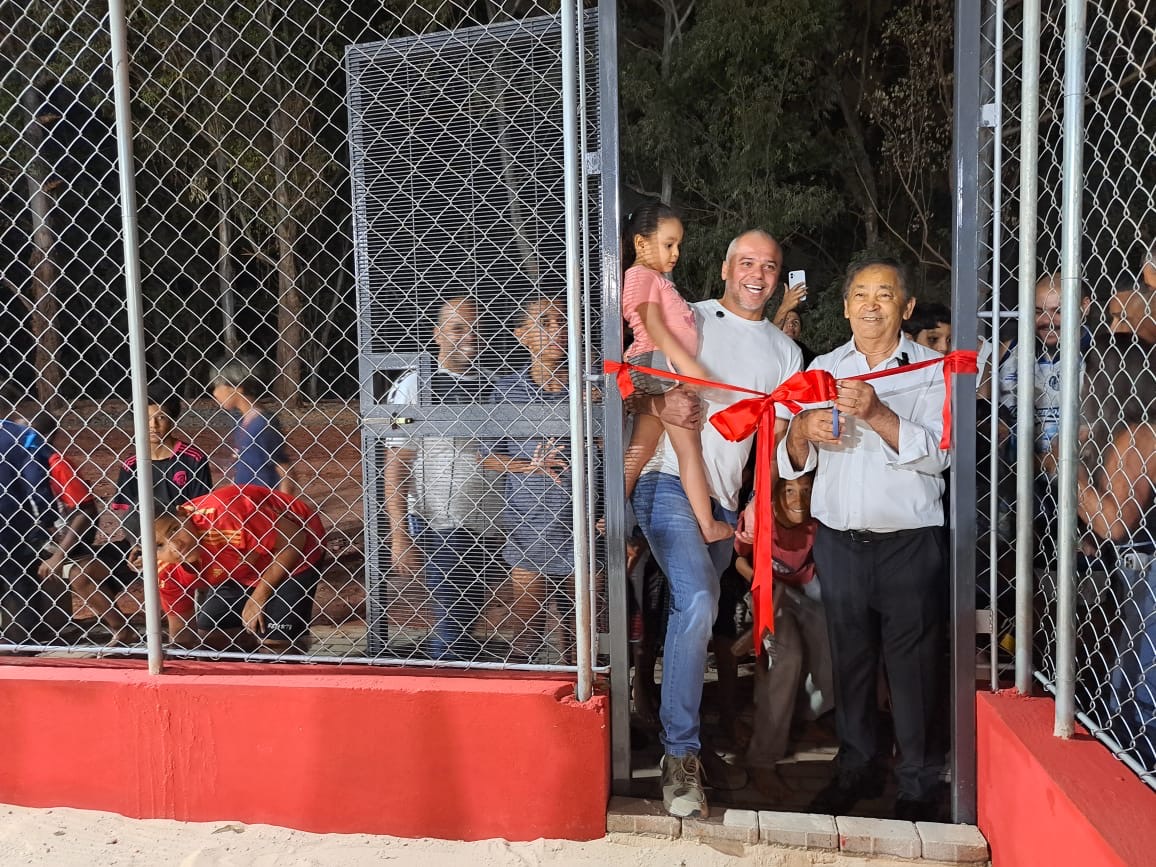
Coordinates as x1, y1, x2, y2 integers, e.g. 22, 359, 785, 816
632, 472, 736, 756
408, 516, 491, 661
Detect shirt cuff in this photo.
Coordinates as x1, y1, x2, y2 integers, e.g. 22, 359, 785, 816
883, 417, 948, 471
777, 422, 817, 479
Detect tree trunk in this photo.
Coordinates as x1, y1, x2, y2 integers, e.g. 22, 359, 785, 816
269, 91, 304, 408
255, 3, 304, 408
660, 1, 675, 204
22, 83, 65, 411
834, 82, 881, 248
208, 25, 240, 351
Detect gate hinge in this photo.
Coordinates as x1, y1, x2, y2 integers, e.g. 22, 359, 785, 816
980, 103, 1000, 129
584, 150, 601, 175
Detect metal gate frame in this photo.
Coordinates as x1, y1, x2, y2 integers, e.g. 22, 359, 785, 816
951, 0, 981, 825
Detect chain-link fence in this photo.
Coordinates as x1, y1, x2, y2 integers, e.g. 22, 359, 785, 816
0, 0, 620, 685
973, 0, 1156, 788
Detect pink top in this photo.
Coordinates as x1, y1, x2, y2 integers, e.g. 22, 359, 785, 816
622, 265, 699, 362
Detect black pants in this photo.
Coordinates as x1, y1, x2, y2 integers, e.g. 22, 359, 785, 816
813, 523, 947, 800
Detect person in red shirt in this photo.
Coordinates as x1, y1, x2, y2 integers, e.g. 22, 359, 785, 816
152, 484, 326, 652
735, 472, 834, 780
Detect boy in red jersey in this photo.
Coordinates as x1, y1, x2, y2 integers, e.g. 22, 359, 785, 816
152, 484, 326, 652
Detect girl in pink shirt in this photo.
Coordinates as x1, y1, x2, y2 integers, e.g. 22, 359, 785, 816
622, 203, 732, 543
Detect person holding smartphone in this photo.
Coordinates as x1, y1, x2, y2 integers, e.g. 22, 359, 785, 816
773, 269, 808, 331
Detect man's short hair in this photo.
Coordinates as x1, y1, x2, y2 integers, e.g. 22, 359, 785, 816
842, 256, 909, 300
724, 229, 777, 263
208, 355, 268, 400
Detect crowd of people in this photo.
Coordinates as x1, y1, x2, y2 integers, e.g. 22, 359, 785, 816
987, 243, 1156, 776
1, 196, 1151, 824
0, 365, 325, 655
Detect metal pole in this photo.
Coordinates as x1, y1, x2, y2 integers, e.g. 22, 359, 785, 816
1015, 0, 1042, 696
561, 0, 593, 702
1053, 0, 1087, 739
597, 0, 631, 792
950, 0, 982, 825
107, 0, 164, 674
576, 12, 600, 667
986, 0, 1004, 691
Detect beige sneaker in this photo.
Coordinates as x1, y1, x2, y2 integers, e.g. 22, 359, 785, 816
660, 754, 709, 818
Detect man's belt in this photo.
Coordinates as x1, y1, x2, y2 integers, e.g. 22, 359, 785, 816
827, 526, 932, 544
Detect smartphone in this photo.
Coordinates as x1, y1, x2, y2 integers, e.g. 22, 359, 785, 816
788, 270, 807, 301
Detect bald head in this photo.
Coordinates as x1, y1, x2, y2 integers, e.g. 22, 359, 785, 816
1033, 273, 1089, 351
434, 296, 480, 372
720, 230, 782, 320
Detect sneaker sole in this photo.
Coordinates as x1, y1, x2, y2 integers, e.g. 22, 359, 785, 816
664, 793, 709, 819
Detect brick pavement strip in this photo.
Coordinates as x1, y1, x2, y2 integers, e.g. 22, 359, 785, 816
915, 822, 990, 863
682, 809, 760, 844
757, 811, 839, 850
836, 815, 922, 859
605, 796, 681, 838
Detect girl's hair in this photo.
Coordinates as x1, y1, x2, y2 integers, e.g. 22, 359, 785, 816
208, 355, 269, 401
622, 202, 680, 269
147, 382, 183, 422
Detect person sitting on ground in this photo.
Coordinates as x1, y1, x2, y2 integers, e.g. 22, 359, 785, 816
902, 301, 952, 354
735, 473, 834, 784
209, 356, 298, 496
151, 483, 326, 653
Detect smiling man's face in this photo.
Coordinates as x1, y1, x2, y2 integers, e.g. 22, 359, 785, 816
720, 232, 782, 321
843, 263, 914, 342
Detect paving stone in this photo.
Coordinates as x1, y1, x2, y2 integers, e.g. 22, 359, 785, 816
758, 811, 838, 850
682, 809, 759, 844
837, 815, 922, 859
605, 796, 680, 838
916, 821, 990, 863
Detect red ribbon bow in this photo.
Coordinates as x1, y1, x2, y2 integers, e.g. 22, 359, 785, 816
605, 348, 978, 655
709, 370, 838, 649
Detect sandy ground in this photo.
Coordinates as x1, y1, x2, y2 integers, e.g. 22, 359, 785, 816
0, 805, 775, 867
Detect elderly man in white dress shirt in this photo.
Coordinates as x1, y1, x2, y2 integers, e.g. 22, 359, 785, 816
778, 257, 948, 822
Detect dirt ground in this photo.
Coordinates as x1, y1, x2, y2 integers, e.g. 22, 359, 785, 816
0, 805, 768, 867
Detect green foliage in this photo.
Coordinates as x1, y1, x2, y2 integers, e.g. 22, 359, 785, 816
619, 0, 955, 351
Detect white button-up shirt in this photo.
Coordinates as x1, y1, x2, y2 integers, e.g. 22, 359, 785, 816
777, 335, 949, 532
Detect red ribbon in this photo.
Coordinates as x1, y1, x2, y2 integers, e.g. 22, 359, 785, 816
709, 369, 838, 649
605, 348, 978, 655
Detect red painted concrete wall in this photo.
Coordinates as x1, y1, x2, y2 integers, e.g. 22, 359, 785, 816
0, 662, 609, 841
977, 691, 1156, 867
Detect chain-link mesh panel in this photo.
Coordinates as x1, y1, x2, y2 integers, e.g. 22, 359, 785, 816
978, 0, 1156, 787
0, 0, 616, 673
